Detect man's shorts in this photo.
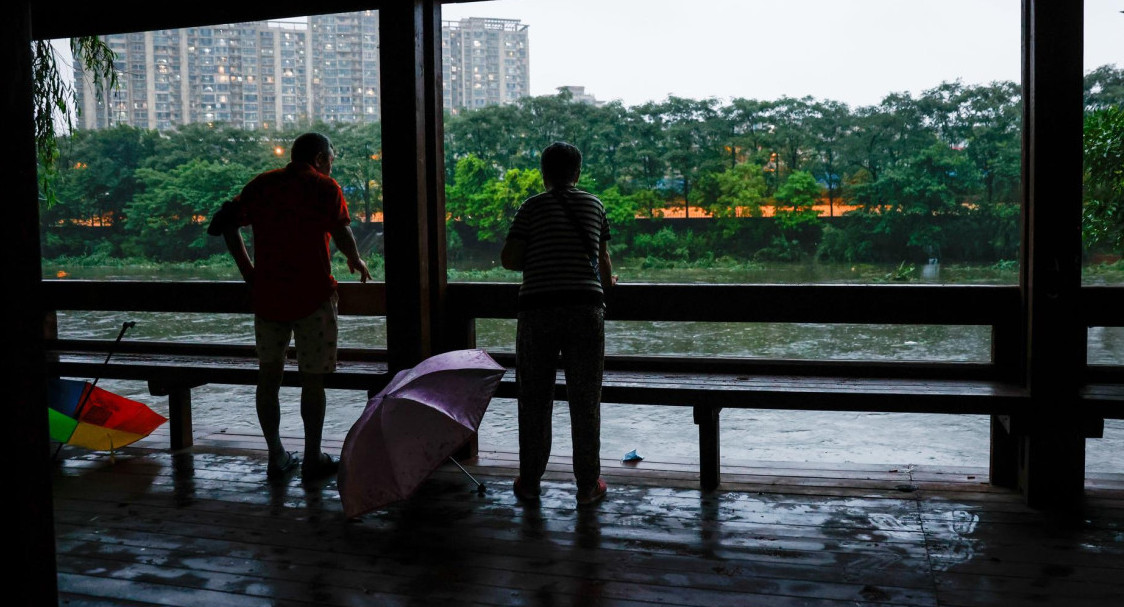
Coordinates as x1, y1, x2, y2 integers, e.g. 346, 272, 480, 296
254, 293, 338, 374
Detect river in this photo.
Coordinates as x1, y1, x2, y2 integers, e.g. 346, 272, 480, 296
47, 261, 1124, 473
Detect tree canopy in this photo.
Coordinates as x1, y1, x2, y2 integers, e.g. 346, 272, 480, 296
41, 65, 1124, 265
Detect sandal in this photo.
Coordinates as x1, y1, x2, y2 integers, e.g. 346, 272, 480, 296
302, 452, 339, 482
266, 451, 300, 481
577, 478, 607, 506
513, 476, 541, 502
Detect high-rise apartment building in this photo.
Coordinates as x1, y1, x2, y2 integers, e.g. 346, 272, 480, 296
442, 17, 529, 113
310, 11, 380, 124
75, 21, 312, 131
74, 13, 529, 130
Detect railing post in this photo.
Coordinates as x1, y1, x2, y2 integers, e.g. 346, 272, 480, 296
989, 314, 1021, 488
694, 405, 721, 491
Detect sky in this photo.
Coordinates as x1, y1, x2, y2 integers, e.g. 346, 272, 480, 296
443, 0, 1123, 108
54, 1, 1121, 110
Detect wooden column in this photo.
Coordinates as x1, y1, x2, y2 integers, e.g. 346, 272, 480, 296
1015, 0, 1087, 511
424, 2, 450, 353
380, 1, 446, 371
8, 2, 59, 604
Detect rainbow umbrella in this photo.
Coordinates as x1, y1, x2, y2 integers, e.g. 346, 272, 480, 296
48, 378, 166, 451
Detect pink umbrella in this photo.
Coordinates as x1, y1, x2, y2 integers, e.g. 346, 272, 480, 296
338, 349, 506, 518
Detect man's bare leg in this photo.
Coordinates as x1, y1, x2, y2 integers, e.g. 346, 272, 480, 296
257, 359, 287, 467
300, 372, 327, 465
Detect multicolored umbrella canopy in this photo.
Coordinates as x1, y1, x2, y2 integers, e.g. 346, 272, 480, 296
338, 349, 506, 518
48, 378, 167, 451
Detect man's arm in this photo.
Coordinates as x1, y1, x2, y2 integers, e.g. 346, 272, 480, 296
329, 224, 372, 283
222, 227, 255, 285
208, 199, 255, 284
501, 238, 526, 271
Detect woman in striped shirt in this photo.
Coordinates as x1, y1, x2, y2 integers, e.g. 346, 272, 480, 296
502, 141, 616, 506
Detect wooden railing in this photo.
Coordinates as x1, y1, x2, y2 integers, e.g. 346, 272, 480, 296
43, 279, 1123, 487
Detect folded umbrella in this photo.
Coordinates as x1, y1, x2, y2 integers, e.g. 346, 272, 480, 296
338, 349, 506, 518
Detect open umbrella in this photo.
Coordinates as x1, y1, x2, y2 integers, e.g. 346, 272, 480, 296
338, 349, 506, 518
48, 321, 167, 454
48, 378, 167, 451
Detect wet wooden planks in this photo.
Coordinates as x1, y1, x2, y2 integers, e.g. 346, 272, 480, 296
52, 434, 1124, 606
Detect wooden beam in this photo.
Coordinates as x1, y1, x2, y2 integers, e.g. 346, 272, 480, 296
8, 2, 59, 604
450, 282, 1020, 325
41, 280, 386, 316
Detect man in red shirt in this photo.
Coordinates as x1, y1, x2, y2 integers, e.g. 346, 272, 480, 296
208, 132, 371, 483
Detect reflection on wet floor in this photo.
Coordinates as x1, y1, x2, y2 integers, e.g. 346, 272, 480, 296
52, 433, 1124, 606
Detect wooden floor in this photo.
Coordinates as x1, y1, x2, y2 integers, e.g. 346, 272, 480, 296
52, 428, 1124, 607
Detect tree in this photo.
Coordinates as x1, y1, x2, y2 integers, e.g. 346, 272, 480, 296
146, 122, 284, 173
1084, 64, 1124, 111
331, 122, 383, 222
864, 142, 980, 255
34, 37, 117, 206
720, 98, 773, 169
124, 159, 253, 260
45, 125, 157, 230
618, 101, 670, 194
596, 185, 639, 238
773, 170, 822, 233
658, 96, 725, 214
806, 99, 851, 215
712, 162, 767, 219
445, 154, 536, 243
766, 96, 819, 183
1082, 106, 1124, 252
479, 167, 541, 242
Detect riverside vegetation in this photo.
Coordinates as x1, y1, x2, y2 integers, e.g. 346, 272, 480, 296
41, 67, 1122, 277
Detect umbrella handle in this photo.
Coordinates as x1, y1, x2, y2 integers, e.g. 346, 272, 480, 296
448, 456, 486, 495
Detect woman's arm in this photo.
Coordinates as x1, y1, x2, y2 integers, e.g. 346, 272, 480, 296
501, 238, 526, 271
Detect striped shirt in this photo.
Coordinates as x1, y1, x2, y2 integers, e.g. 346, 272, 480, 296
506, 187, 611, 311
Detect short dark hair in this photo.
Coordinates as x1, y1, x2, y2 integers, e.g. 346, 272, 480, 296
291, 132, 333, 164
540, 141, 582, 187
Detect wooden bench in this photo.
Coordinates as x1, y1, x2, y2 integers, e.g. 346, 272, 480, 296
449, 282, 1124, 489
44, 281, 392, 450
47, 340, 392, 450
45, 280, 1122, 490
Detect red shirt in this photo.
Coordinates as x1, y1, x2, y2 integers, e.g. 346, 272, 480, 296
231, 162, 352, 321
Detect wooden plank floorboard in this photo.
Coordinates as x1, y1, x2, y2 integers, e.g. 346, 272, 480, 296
51, 440, 1124, 606
53, 481, 942, 604
56, 533, 939, 607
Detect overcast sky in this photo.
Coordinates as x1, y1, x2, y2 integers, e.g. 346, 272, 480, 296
444, 0, 1123, 107
54, 1, 1121, 110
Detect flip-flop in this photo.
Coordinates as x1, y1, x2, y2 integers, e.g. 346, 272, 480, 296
266, 451, 300, 481
577, 478, 608, 506
302, 452, 339, 482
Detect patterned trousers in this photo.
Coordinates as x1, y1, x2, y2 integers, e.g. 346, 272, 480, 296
516, 304, 605, 494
